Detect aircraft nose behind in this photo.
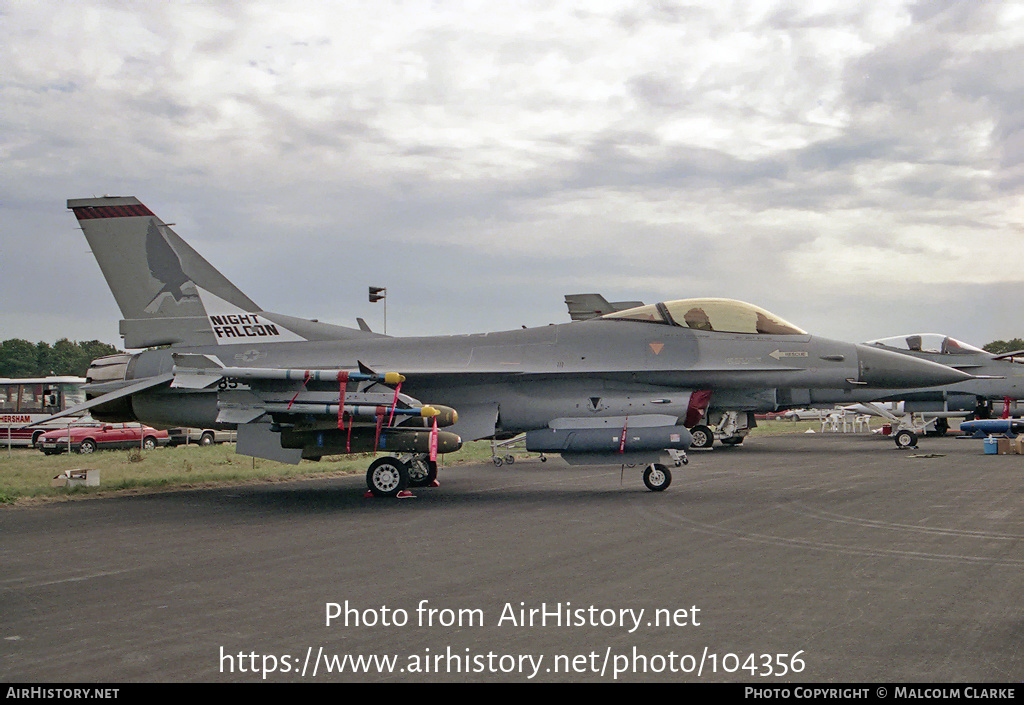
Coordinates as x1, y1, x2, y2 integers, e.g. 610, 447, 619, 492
855, 344, 974, 388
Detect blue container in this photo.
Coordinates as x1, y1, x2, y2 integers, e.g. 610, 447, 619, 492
983, 437, 998, 455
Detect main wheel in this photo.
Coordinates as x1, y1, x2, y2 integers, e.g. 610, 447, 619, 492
894, 429, 917, 449
199, 431, 215, 446
407, 457, 438, 487
366, 457, 410, 497
142, 436, 157, 450
690, 425, 714, 449
78, 439, 96, 454
643, 463, 672, 491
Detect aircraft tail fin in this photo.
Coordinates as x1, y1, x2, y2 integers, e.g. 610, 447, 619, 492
68, 196, 376, 348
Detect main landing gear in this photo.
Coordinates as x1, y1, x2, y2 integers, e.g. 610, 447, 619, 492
365, 453, 440, 498
689, 425, 714, 449
689, 412, 754, 450
406, 455, 439, 487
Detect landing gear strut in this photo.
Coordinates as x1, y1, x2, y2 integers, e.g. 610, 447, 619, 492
406, 455, 438, 487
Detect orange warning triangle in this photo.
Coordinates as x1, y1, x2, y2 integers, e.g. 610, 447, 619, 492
649, 342, 664, 355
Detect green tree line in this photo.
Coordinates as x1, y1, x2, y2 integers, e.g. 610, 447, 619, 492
0, 339, 121, 378
982, 339, 1024, 355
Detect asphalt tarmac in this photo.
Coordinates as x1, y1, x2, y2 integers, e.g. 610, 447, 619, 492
2, 432, 1022, 683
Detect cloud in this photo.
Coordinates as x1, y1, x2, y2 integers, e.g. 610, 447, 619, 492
2, 0, 1022, 350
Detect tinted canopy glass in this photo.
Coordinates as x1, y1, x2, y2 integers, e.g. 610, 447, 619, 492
602, 298, 807, 335
867, 334, 984, 355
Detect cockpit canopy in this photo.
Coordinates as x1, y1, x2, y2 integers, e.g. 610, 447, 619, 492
867, 333, 984, 355
601, 298, 807, 335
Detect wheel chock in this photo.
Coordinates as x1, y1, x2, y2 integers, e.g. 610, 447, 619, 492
363, 489, 417, 499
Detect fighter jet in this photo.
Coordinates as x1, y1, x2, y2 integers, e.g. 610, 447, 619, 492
564, 296, 1023, 449
739, 333, 1024, 449
712, 335, 1024, 449
837, 334, 1024, 444
44, 196, 973, 496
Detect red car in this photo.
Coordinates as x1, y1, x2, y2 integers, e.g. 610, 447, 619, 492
38, 422, 169, 455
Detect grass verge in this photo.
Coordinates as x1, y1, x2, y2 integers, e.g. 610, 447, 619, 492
0, 421, 841, 505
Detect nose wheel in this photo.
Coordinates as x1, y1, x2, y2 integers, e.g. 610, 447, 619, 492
643, 463, 672, 491
893, 429, 918, 449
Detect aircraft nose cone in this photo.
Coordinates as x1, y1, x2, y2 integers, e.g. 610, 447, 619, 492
855, 344, 974, 388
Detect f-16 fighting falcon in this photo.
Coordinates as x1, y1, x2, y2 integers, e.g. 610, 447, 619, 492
564, 296, 1020, 449
36, 197, 973, 496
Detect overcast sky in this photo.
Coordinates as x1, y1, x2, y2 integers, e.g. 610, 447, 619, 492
3, 0, 1023, 350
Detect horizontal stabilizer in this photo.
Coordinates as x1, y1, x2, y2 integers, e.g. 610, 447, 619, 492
22, 373, 174, 427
